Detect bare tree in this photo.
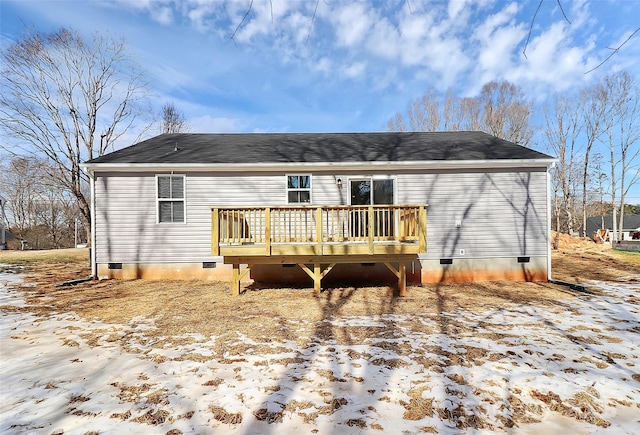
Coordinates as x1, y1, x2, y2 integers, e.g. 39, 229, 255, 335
442, 91, 482, 132
0, 156, 78, 248
579, 81, 610, 236
386, 112, 408, 132
600, 72, 640, 241
0, 27, 150, 243
543, 94, 583, 235
161, 102, 189, 134
0, 158, 40, 235
407, 89, 441, 132
387, 81, 532, 146
459, 97, 483, 132
478, 81, 534, 146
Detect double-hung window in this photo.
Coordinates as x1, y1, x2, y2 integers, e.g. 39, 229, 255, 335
287, 175, 311, 204
157, 175, 185, 223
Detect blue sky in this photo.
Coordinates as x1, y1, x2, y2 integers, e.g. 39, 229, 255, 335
2, 0, 640, 202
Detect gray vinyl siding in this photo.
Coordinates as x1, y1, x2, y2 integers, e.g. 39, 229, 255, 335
397, 170, 548, 259
95, 171, 287, 263
94, 169, 548, 263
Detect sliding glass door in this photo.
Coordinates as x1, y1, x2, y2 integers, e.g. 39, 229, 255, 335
349, 178, 394, 237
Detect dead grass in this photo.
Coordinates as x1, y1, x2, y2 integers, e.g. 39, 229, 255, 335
2, 241, 636, 356
3, 243, 637, 432
530, 389, 611, 428
401, 387, 434, 420
209, 406, 243, 425
551, 233, 639, 282
0, 248, 89, 265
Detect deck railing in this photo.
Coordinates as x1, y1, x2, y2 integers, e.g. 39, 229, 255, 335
211, 205, 427, 257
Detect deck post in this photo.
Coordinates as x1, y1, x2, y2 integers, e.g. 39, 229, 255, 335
368, 206, 374, 254
315, 207, 323, 255
231, 263, 252, 295
265, 207, 271, 255
398, 262, 407, 297
211, 208, 219, 256
314, 263, 321, 294
232, 263, 240, 296
419, 206, 427, 253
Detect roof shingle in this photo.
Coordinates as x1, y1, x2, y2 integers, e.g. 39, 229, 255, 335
87, 131, 553, 165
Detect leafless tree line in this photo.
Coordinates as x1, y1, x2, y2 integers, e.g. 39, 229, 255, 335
0, 28, 151, 243
0, 157, 85, 249
388, 75, 640, 243
161, 102, 189, 134
544, 71, 640, 242
387, 81, 534, 147
0, 28, 190, 248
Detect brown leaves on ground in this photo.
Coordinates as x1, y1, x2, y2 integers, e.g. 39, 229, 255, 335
3, 244, 636, 353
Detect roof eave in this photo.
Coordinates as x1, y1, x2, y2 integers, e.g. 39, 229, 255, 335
82, 159, 557, 173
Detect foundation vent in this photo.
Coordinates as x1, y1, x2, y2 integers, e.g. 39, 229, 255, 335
517, 257, 530, 263
108, 263, 122, 270
203, 262, 217, 268
440, 258, 453, 265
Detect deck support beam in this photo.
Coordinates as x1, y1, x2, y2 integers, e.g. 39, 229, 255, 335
383, 261, 407, 297
297, 263, 336, 294
231, 263, 252, 295
225, 255, 415, 297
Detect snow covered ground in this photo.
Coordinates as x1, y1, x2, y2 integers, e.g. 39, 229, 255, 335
1, 267, 639, 434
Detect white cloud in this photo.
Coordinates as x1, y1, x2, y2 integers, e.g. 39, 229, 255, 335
313, 57, 332, 75
331, 3, 374, 47
153, 5, 174, 25
506, 21, 594, 95
448, 0, 473, 22
285, 11, 313, 45
341, 62, 366, 79
366, 18, 400, 60
190, 115, 246, 133
469, 2, 524, 86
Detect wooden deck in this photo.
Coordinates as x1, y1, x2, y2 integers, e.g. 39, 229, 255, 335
211, 205, 427, 295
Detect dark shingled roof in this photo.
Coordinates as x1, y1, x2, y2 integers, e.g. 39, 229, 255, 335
585, 215, 640, 235
86, 131, 553, 165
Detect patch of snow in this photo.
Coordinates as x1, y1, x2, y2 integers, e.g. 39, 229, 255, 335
1, 270, 639, 434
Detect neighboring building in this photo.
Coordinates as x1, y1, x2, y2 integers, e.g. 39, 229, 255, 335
585, 215, 640, 241
82, 131, 556, 292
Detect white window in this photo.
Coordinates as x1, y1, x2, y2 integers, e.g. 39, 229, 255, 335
157, 175, 185, 223
287, 175, 311, 204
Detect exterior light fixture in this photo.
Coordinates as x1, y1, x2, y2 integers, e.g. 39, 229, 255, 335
336, 178, 343, 189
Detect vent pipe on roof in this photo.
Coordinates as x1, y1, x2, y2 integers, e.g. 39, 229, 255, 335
174, 142, 180, 152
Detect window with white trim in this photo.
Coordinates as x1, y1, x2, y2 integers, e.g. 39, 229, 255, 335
157, 175, 185, 223
287, 175, 311, 204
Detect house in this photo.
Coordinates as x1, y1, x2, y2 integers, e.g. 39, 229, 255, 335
585, 215, 640, 241
82, 131, 556, 294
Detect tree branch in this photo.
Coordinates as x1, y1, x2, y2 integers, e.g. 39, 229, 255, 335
522, 0, 543, 60
306, 0, 321, 43
230, 0, 254, 43
585, 27, 640, 74
556, 0, 571, 24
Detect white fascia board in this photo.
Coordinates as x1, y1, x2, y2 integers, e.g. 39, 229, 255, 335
82, 158, 557, 173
